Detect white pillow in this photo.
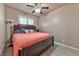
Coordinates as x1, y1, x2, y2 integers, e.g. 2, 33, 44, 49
29, 29, 35, 33
22, 29, 29, 33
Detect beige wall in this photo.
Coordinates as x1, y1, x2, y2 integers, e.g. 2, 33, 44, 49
0, 4, 6, 55
39, 4, 79, 49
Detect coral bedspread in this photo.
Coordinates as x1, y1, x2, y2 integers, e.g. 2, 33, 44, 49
12, 32, 51, 56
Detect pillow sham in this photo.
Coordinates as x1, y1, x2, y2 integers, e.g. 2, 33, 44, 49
15, 29, 25, 33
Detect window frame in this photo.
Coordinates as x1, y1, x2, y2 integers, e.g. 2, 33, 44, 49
19, 15, 34, 25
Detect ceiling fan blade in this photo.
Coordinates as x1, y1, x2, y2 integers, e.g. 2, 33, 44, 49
26, 5, 34, 7
40, 11, 43, 14
42, 7, 49, 9
32, 10, 35, 13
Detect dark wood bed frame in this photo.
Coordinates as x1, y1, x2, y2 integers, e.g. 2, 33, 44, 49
13, 24, 54, 56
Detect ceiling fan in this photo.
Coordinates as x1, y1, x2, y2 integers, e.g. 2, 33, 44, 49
26, 3, 49, 14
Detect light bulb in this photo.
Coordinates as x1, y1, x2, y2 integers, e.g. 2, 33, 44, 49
35, 8, 40, 13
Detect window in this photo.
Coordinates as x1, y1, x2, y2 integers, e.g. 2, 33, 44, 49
28, 18, 34, 25
19, 16, 28, 24
19, 16, 34, 25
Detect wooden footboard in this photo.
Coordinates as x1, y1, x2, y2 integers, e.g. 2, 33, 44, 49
19, 36, 54, 56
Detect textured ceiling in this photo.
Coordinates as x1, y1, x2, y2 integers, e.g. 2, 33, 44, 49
5, 3, 68, 16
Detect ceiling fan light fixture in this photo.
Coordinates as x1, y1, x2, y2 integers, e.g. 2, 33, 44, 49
35, 8, 40, 13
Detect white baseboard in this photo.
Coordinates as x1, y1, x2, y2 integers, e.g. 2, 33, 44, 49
54, 41, 79, 51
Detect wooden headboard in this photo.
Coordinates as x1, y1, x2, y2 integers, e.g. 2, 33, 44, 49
14, 24, 36, 32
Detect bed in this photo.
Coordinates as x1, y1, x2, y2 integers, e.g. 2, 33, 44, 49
12, 24, 54, 56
